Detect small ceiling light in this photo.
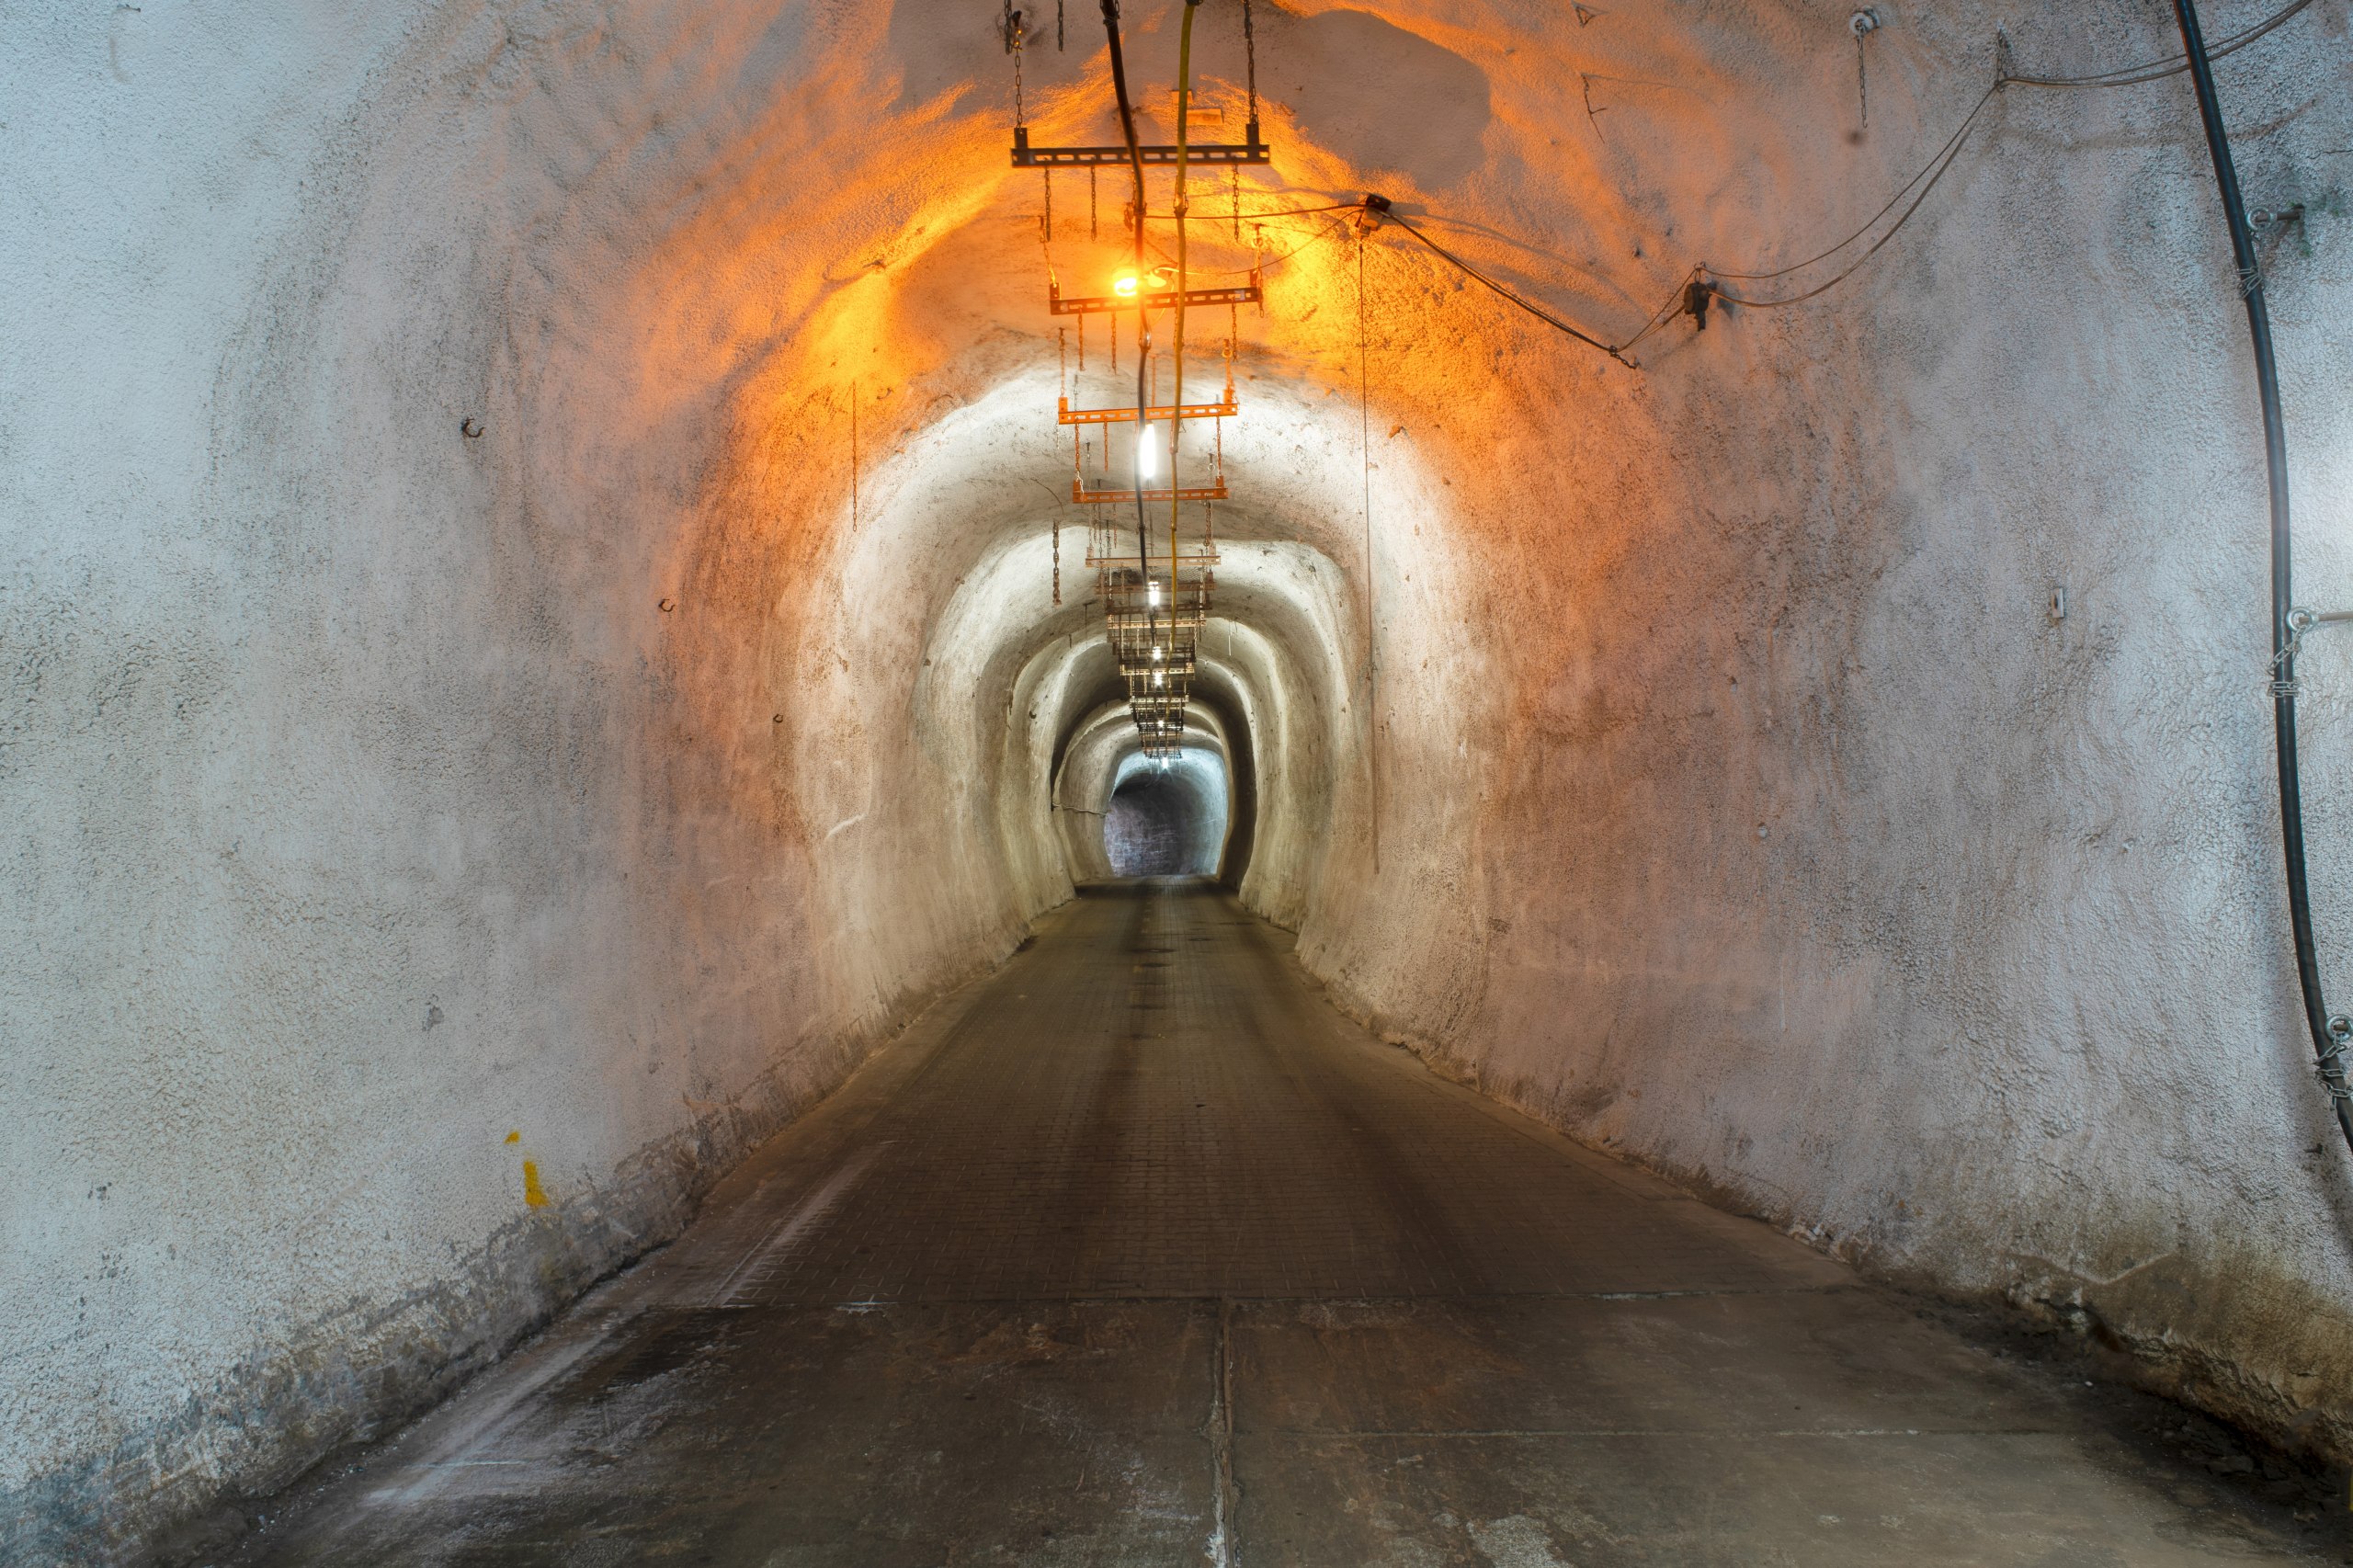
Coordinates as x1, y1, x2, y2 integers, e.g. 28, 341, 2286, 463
1147, 580, 1161, 607
1112, 267, 1141, 298
1138, 426, 1159, 480
1152, 644, 1164, 661
1153, 669, 1164, 687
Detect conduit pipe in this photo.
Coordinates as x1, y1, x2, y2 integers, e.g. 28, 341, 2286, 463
2170, 0, 2353, 1153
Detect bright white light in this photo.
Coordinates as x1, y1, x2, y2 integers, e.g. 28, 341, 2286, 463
1146, 581, 1160, 608
1152, 644, 1163, 661
1152, 670, 1164, 687
1138, 426, 1159, 480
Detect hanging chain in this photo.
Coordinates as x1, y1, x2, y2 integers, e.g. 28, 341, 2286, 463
1849, 9, 1879, 131
1005, 2, 1027, 124
1243, 0, 1257, 127
1052, 520, 1062, 605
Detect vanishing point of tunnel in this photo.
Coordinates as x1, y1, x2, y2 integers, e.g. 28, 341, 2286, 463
9, 2, 2353, 1565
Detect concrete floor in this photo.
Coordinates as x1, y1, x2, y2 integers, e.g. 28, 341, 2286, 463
222, 882, 2347, 1566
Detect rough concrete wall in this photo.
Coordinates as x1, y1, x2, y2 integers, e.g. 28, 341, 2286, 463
11, 0, 2353, 1559
0, 4, 1097, 1559
1279, 0, 2353, 1469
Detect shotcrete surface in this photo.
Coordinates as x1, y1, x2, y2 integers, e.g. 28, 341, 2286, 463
9, 0, 2353, 1556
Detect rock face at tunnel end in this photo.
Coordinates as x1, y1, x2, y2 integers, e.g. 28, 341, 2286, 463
1106, 753, 1231, 878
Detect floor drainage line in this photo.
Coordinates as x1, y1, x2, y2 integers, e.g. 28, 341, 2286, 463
1208, 1294, 1239, 1567
1283, 1426, 2067, 1441
780, 1286, 1851, 1309
705, 1143, 887, 1308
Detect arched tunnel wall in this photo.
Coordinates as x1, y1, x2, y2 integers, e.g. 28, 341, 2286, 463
6, 0, 2353, 1558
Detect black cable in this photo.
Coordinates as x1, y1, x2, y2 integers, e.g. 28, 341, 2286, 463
1135, 211, 1348, 276
1363, 80, 1994, 352
1138, 200, 1358, 222
1707, 85, 1998, 308
1691, 0, 2317, 312
1099, 0, 1156, 643
1706, 85, 2001, 284
1381, 0, 2322, 361
2168, 0, 2353, 1153
1379, 208, 1633, 365
2013, 0, 2315, 87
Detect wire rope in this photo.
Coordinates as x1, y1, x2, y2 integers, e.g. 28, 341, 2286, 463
1380, 209, 1634, 364
2008, 0, 2315, 87
1369, 0, 2320, 359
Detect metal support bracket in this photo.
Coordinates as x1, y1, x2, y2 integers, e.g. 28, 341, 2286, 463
1074, 481, 1227, 504
1060, 396, 1235, 425
1013, 122, 1269, 166
1051, 278, 1262, 316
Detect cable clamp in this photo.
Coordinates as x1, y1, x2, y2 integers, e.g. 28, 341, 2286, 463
2320, 1017, 2353, 1102
2268, 631, 2302, 699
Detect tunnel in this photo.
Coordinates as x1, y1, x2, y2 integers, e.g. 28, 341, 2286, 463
7, 1, 2353, 1562
1105, 749, 1232, 877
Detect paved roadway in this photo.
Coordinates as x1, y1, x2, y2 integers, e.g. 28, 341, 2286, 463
229, 881, 2344, 1566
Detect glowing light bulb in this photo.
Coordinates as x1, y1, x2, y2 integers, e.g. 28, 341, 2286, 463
1112, 268, 1141, 298
1152, 644, 1163, 661
1138, 426, 1159, 481
1153, 669, 1164, 687
1147, 580, 1160, 608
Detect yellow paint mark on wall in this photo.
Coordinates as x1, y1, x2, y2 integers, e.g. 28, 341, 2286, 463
521, 1159, 550, 1208
505, 1130, 521, 1144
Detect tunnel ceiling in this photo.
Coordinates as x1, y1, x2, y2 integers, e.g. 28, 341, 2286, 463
14, 0, 2353, 1555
